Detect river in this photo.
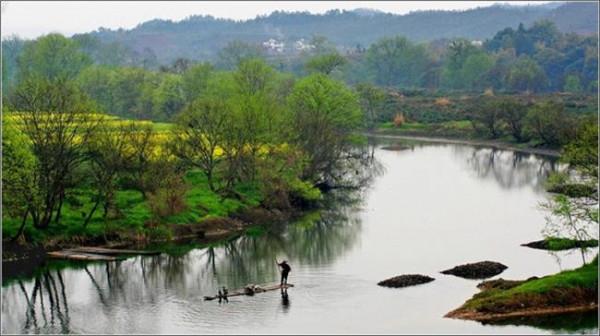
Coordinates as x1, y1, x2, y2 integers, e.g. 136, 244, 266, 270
2, 137, 598, 334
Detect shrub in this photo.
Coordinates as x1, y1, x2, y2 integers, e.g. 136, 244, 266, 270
393, 113, 406, 127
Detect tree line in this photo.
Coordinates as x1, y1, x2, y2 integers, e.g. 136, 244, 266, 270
2, 19, 597, 100
2, 34, 366, 240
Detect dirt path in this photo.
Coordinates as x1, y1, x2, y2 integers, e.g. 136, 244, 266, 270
366, 133, 561, 158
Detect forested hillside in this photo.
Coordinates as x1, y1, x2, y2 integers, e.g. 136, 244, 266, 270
73, 2, 598, 64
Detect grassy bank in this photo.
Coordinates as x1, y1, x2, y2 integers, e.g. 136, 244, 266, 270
2, 169, 266, 247
446, 256, 598, 322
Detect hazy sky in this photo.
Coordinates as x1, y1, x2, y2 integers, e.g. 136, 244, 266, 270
2, 1, 551, 39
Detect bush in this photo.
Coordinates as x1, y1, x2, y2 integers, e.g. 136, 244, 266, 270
393, 113, 406, 127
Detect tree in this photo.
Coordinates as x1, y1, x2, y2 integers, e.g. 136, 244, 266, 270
17, 33, 91, 82
461, 53, 494, 90
83, 121, 138, 228
469, 98, 504, 138
1, 36, 27, 97
227, 59, 282, 184
367, 36, 430, 87
217, 40, 264, 70
287, 74, 362, 185
506, 56, 547, 92
498, 98, 529, 142
525, 101, 575, 146
182, 62, 214, 101
10, 78, 98, 229
171, 96, 230, 192
563, 74, 582, 93
2, 113, 40, 240
77, 66, 115, 114
305, 52, 347, 75
153, 74, 186, 120
541, 122, 598, 265
441, 39, 481, 89
355, 82, 386, 129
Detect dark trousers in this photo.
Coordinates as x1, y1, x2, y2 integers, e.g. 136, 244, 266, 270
281, 271, 289, 285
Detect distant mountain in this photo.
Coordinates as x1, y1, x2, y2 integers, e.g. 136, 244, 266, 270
78, 2, 598, 64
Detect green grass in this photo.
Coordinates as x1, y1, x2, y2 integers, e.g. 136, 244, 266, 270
2, 169, 264, 244
376, 120, 475, 138
463, 256, 598, 311
545, 238, 599, 251
152, 122, 174, 132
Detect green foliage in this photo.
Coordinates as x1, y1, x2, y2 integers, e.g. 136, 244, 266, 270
305, 52, 347, 75
525, 101, 575, 146
17, 33, 92, 82
544, 237, 598, 251
563, 75, 582, 93
288, 73, 362, 183
217, 40, 265, 70
507, 56, 547, 92
366, 36, 430, 87
561, 122, 599, 177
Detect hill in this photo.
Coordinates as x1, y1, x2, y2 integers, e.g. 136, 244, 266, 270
75, 2, 598, 64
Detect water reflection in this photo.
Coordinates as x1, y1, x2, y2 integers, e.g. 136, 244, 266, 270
2, 140, 595, 334
2, 180, 369, 334
9, 269, 71, 334
457, 146, 561, 191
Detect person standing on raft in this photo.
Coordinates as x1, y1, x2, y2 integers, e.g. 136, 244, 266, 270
276, 260, 291, 286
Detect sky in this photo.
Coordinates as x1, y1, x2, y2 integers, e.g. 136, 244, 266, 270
1, 1, 552, 39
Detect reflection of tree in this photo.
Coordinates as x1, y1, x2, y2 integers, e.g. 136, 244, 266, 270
457, 146, 559, 190
9, 269, 71, 334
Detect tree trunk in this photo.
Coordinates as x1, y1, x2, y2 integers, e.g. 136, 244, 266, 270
83, 198, 102, 228
54, 190, 65, 224
12, 209, 30, 242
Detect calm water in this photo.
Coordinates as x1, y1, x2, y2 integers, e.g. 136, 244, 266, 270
2, 138, 598, 334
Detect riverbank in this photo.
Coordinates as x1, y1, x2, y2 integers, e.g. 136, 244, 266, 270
2, 203, 309, 281
445, 257, 598, 322
367, 131, 561, 157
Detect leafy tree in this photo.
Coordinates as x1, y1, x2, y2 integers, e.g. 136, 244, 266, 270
366, 36, 430, 87
469, 98, 504, 138
461, 53, 494, 90
17, 33, 91, 82
77, 66, 115, 114
153, 74, 186, 120
355, 82, 386, 129
305, 52, 347, 75
217, 40, 264, 70
182, 62, 214, 101
287, 74, 362, 185
498, 98, 529, 142
171, 96, 231, 192
1, 36, 27, 97
10, 78, 98, 229
563, 74, 582, 93
525, 101, 575, 146
2, 113, 40, 240
506, 56, 547, 92
83, 121, 137, 227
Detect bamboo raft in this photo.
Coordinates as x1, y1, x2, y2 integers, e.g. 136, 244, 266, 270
47, 247, 161, 261
204, 283, 294, 301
